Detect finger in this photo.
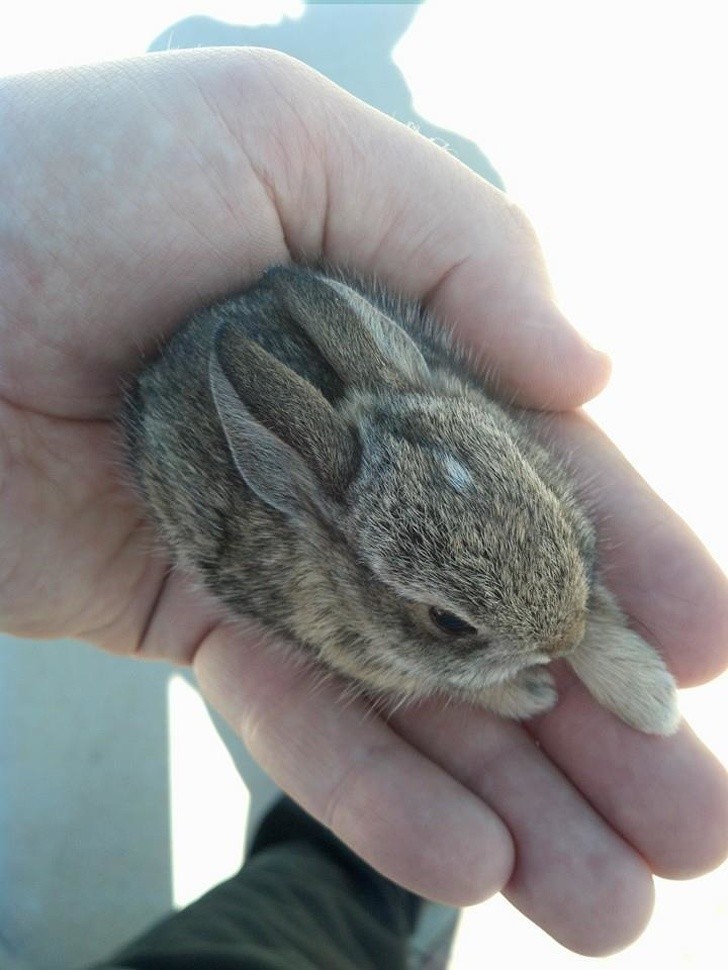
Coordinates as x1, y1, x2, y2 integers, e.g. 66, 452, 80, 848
193, 622, 515, 907
391, 700, 654, 957
1, 50, 607, 420
534, 409, 728, 685
253, 51, 611, 409
531, 666, 728, 880
1, 54, 289, 418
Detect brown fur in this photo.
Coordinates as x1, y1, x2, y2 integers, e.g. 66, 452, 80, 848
120, 265, 678, 735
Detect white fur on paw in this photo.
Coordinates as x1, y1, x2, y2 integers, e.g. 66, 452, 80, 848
569, 623, 681, 736
610, 664, 680, 736
478, 667, 558, 720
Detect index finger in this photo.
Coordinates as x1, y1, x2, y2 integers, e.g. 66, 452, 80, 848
1, 49, 608, 419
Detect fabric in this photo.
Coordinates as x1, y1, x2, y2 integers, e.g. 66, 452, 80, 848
92, 798, 422, 970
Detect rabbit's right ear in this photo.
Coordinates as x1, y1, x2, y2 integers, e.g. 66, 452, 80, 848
209, 323, 359, 523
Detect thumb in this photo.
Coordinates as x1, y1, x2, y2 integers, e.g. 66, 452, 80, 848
254, 51, 610, 408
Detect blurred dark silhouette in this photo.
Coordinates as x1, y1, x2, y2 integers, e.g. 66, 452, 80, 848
149, 2, 503, 188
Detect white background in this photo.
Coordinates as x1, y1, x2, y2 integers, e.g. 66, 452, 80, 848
2, 2, 726, 967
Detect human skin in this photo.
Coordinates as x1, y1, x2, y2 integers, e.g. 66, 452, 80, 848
1, 49, 727, 956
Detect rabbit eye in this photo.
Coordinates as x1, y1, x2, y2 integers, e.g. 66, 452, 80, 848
428, 607, 476, 636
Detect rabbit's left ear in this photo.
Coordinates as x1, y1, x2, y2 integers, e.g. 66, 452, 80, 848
263, 266, 430, 388
209, 323, 359, 523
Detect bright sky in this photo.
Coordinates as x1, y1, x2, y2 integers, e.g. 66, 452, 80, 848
5, 3, 726, 967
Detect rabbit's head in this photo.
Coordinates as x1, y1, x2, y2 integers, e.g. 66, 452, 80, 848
210, 266, 596, 700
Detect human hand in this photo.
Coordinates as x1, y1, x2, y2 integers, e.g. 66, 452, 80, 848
1, 49, 726, 955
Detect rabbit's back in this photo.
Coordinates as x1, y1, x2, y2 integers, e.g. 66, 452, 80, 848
122, 299, 320, 634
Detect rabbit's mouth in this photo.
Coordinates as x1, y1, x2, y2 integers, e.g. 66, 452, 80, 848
545, 613, 587, 658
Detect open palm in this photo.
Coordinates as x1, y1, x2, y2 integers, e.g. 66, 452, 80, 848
2, 50, 726, 956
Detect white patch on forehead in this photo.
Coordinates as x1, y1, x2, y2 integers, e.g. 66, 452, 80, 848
439, 453, 474, 492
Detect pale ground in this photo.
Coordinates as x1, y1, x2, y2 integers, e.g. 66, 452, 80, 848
2, 2, 726, 968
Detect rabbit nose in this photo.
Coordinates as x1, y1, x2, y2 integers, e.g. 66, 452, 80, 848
547, 614, 587, 656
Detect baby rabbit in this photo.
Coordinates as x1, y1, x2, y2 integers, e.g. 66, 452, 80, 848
122, 265, 679, 735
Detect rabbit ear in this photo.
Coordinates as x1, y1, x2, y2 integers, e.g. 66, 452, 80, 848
263, 266, 430, 388
209, 323, 359, 521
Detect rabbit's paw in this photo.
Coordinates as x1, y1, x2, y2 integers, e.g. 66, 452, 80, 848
569, 623, 680, 736
621, 661, 680, 736
477, 666, 558, 720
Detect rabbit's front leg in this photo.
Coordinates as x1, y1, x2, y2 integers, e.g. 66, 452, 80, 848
475, 666, 558, 720
569, 584, 680, 736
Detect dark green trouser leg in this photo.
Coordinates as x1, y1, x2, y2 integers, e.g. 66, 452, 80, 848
93, 800, 420, 970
